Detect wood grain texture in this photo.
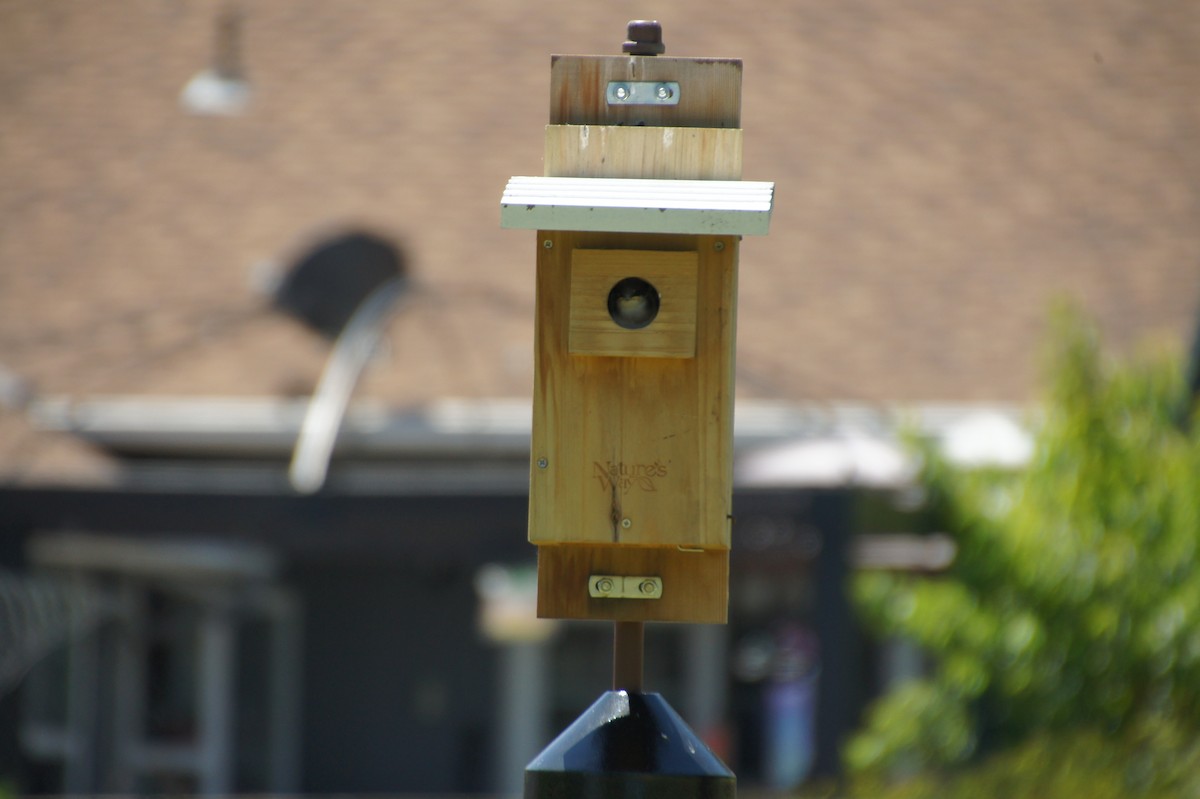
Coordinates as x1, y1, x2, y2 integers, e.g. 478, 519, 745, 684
549, 56, 741, 128
530, 50, 743, 623
529, 231, 738, 550
569, 249, 698, 359
545, 126, 743, 180
536, 544, 729, 623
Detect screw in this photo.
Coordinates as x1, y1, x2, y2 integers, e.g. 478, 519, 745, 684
595, 577, 615, 594
639, 579, 658, 595
621, 518, 632, 529
543, 239, 553, 249
614, 85, 629, 100
623, 20, 666, 56
656, 84, 672, 100
537, 458, 548, 469
714, 240, 726, 252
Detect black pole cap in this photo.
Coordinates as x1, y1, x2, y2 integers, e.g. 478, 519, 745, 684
623, 20, 666, 56
525, 690, 734, 799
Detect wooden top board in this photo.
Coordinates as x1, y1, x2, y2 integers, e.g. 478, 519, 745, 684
549, 55, 742, 128
545, 125, 743, 180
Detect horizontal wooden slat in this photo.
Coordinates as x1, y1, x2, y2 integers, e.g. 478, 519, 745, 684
501, 176, 774, 235
545, 125, 743, 180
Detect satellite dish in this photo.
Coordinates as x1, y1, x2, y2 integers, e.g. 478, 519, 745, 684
273, 231, 407, 340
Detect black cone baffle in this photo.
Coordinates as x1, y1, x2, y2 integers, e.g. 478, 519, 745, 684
525, 690, 735, 799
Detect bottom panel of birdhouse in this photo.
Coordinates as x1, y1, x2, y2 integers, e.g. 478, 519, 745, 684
536, 543, 728, 623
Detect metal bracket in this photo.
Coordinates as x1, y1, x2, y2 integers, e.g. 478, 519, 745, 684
606, 81, 680, 106
589, 575, 663, 599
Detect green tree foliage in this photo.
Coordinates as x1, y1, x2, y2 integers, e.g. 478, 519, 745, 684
846, 311, 1200, 777
820, 722, 1200, 799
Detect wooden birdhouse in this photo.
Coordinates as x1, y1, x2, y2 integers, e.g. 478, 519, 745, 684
502, 25, 774, 625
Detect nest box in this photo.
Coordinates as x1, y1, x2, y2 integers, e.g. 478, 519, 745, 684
502, 48, 774, 624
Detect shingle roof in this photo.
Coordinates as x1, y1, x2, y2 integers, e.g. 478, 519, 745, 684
2, 0, 1198, 479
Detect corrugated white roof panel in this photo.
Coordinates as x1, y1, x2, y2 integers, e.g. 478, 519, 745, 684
501, 176, 774, 235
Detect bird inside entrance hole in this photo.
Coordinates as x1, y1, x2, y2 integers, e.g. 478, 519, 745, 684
607, 277, 660, 329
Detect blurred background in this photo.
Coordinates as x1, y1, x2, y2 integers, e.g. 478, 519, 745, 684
1, 0, 1198, 796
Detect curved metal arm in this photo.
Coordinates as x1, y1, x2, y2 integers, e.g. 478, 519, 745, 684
288, 278, 409, 493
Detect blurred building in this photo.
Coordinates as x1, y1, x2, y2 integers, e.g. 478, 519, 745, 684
0, 0, 1197, 794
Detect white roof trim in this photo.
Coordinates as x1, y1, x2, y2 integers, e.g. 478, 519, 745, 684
501, 176, 774, 235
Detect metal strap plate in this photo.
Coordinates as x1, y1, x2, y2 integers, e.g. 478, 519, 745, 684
606, 81, 680, 106
589, 575, 663, 599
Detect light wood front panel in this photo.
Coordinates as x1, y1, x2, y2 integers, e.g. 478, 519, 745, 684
529, 231, 737, 551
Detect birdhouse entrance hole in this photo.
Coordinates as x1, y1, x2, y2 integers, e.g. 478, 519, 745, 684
607, 277, 660, 329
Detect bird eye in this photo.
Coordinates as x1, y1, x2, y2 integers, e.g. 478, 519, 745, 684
607, 277, 660, 329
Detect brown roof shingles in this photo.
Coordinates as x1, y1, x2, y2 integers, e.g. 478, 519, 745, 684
1, 0, 1198, 476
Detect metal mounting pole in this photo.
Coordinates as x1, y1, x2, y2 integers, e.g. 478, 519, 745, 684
613, 621, 644, 693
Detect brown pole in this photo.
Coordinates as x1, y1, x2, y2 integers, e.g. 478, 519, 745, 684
612, 621, 645, 693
